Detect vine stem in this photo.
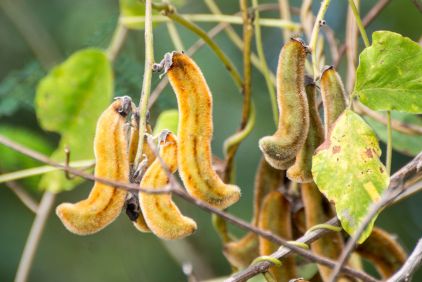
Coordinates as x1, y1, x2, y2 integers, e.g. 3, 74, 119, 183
347, 0, 370, 48
0, 160, 94, 184
166, 21, 184, 51
309, 0, 331, 80
152, 2, 242, 89
223, 0, 254, 183
106, 22, 128, 62
120, 14, 301, 29
15, 191, 56, 282
134, 0, 154, 167
252, 0, 278, 126
386, 238, 422, 282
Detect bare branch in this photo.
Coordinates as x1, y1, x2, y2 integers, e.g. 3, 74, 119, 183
15, 191, 55, 282
386, 238, 422, 282
228, 152, 422, 282
5, 180, 38, 213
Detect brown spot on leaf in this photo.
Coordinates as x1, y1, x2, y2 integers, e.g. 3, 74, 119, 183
365, 148, 373, 158
332, 145, 341, 154
379, 167, 384, 173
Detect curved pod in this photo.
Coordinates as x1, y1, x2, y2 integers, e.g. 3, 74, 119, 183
287, 79, 324, 183
259, 38, 310, 170
56, 97, 132, 235
320, 66, 348, 137
139, 132, 197, 240
258, 191, 297, 280
166, 52, 241, 209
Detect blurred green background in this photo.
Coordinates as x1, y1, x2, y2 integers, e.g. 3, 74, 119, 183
0, 0, 421, 281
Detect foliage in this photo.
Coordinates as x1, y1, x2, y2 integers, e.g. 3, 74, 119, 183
36, 49, 113, 192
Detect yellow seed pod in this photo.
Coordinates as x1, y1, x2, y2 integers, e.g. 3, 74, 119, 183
356, 227, 407, 278
320, 66, 348, 137
139, 131, 197, 240
56, 97, 132, 235
165, 52, 241, 209
223, 158, 283, 268
258, 191, 297, 281
301, 182, 353, 282
252, 158, 284, 225
259, 38, 310, 170
223, 233, 259, 269
287, 78, 324, 183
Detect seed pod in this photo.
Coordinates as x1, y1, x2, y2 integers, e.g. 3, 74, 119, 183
165, 52, 240, 209
301, 182, 354, 282
223, 158, 283, 268
320, 66, 348, 137
56, 97, 132, 235
287, 78, 324, 183
356, 227, 407, 278
259, 38, 310, 170
259, 191, 297, 281
139, 131, 197, 240
223, 233, 260, 269
252, 158, 284, 225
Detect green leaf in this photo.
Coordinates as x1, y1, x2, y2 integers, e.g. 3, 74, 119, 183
354, 31, 422, 113
152, 109, 179, 136
312, 110, 389, 243
0, 125, 53, 189
36, 48, 113, 192
365, 112, 422, 156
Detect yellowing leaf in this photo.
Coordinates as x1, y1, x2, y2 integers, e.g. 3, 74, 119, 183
312, 110, 389, 243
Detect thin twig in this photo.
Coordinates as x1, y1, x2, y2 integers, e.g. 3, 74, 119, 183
166, 21, 184, 51
223, 0, 254, 182
362, 0, 391, 26
226, 219, 378, 282
335, 0, 391, 67
278, 0, 291, 41
309, 0, 331, 80
345, 0, 359, 93
347, 0, 370, 47
120, 14, 301, 29
106, 22, 128, 62
0, 160, 94, 184
152, 2, 243, 89
15, 191, 56, 282
386, 238, 422, 282
5, 180, 38, 213
0, 134, 171, 194
134, 0, 154, 167
354, 103, 422, 135
252, 0, 278, 126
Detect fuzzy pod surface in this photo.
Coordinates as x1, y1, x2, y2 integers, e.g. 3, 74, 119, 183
166, 52, 241, 209
56, 97, 132, 235
259, 38, 310, 170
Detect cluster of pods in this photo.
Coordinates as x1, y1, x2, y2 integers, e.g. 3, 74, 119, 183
56, 39, 407, 281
